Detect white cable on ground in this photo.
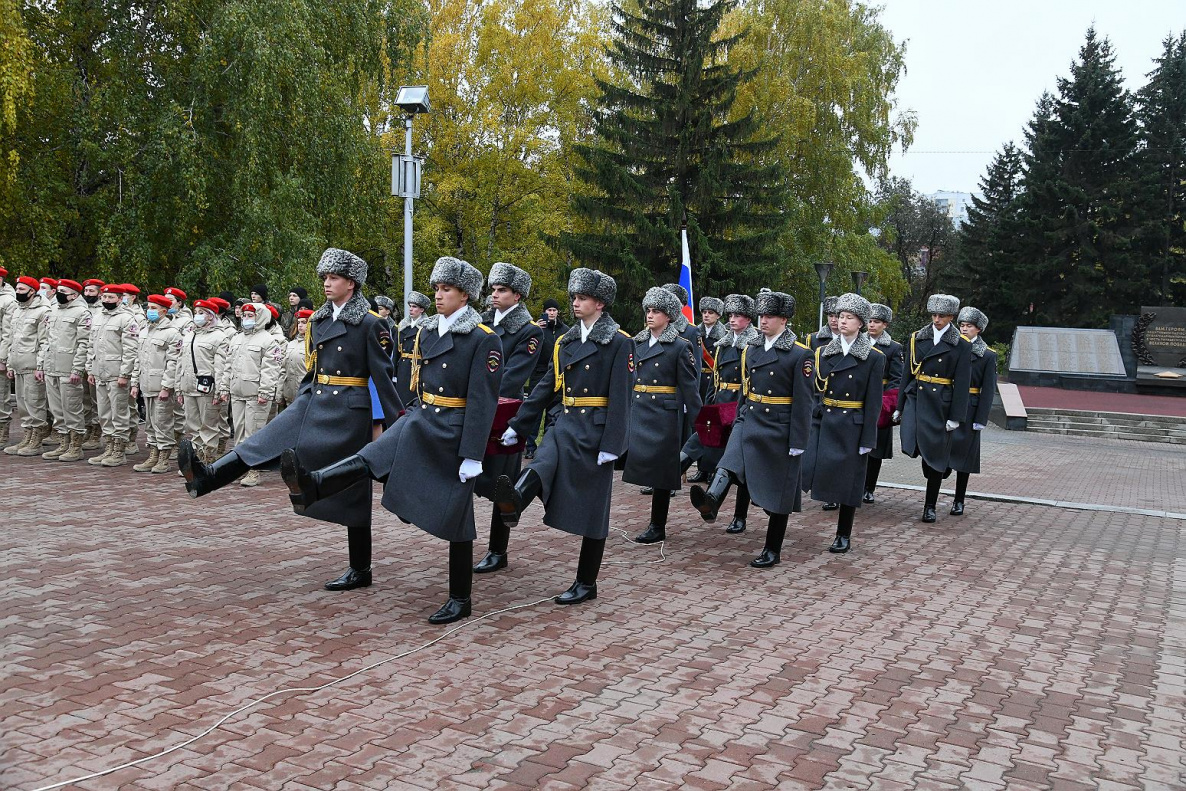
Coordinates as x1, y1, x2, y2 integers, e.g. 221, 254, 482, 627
29, 530, 669, 791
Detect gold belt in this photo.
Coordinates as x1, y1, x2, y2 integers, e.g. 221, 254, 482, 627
563, 396, 609, 407
718, 382, 742, 391
747, 393, 793, 405
969, 387, 982, 394
917, 373, 954, 386
823, 397, 864, 409
400, 352, 418, 360
633, 384, 676, 394
316, 374, 368, 387
421, 392, 467, 408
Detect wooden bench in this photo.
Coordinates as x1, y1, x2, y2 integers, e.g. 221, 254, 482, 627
990, 382, 1028, 430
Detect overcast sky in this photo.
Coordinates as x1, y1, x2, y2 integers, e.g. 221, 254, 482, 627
878, 0, 1186, 195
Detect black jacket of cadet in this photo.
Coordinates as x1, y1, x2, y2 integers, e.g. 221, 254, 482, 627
871, 332, 905, 460
233, 292, 401, 527
509, 313, 634, 539
472, 302, 543, 500
622, 325, 702, 491
948, 339, 997, 475
897, 322, 972, 471
717, 329, 814, 515
801, 333, 886, 508
359, 307, 502, 541
697, 320, 726, 397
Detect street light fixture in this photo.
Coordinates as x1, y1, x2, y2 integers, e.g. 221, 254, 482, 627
813, 261, 834, 331
392, 85, 429, 310
851, 270, 868, 296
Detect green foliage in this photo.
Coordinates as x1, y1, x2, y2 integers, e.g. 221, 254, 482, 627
873, 176, 957, 329
992, 342, 1010, 377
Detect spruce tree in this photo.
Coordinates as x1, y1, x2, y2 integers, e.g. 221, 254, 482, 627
557, 0, 786, 312
1133, 33, 1186, 306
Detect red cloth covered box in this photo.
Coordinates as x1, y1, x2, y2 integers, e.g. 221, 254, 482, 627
486, 397, 525, 456
695, 401, 737, 448
877, 388, 899, 429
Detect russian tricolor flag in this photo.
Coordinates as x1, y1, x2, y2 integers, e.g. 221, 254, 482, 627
679, 226, 695, 324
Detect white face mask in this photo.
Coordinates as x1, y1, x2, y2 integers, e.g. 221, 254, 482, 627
193, 313, 208, 327
242, 318, 256, 330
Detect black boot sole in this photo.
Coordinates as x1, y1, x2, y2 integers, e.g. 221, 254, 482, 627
689, 486, 720, 522
493, 476, 522, 529
280, 449, 312, 515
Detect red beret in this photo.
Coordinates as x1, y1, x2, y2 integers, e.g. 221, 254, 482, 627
41, 277, 59, 288
17, 276, 40, 290
101, 283, 125, 295
147, 294, 172, 308
0, 267, 8, 277
58, 279, 82, 293
193, 299, 218, 312
82, 279, 105, 288
164, 287, 187, 301
266, 304, 279, 320
120, 284, 140, 295
240, 303, 258, 313
208, 297, 230, 311
295, 308, 314, 319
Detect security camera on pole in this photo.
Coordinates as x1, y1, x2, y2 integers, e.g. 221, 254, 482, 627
392, 86, 430, 308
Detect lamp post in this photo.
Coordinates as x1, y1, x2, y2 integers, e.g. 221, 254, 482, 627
851, 270, 868, 296
392, 86, 430, 308
813, 261, 834, 331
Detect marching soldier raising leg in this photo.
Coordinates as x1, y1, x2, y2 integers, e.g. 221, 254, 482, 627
493, 268, 634, 605
948, 307, 997, 516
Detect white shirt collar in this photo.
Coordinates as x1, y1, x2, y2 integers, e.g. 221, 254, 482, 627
579, 318, 597, 343
933, 322, 947, 338
648, 333, 660, 347
764, 333, 779, 352
493, 306, 514, 326
331, 301, 346, 321
839, 333, 857, 355
438, 309, 462, 337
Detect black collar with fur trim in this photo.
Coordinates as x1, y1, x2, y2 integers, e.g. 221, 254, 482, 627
633, 324, 680, 345
311, 292, 371, 326
560, 313, 621, 346
969, 336, 988, 358
716, 325, 759, 350
873, 330, 894, 347
916, 322, 960, 346
483, 302, 532, 335
746, 327, 799, 352
418, 305, 483, 335
822, 332, 873, 360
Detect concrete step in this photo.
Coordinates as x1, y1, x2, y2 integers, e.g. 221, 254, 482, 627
1025, 417, 1186, 437
1026, 407, 1186, 429
1023, 406, 1186, 444
1025, 424, 1186, 444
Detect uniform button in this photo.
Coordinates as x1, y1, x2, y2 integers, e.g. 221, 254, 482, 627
580, 408, 586, 414
316, 389, 322, 394
439, 387, 444, 392
584, 364, 590, 370
765, 408, 770, 413
566, 365, 572, 371
337, 346, 342, 351
435, 407, 440, 413
421, 404, 426, 409
336, 370, 341, 375
938, 358, 942, 362
848, 374, 853, 378
635, 394, 640, 399
651, 395, 656, 399
654, 362, 659, 367
564, 408, 570, 414
827, 408, 832, 412
333, 390, 339, 395
442, 363, 447, 368
318, 344, 324, 350
583, 388, 588, 393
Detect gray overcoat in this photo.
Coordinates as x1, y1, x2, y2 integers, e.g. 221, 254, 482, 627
622, 325, 702, 490
394, 318, 421, 407
681, 326, 757, 467
872, 333, 904, 460
801, 334, 886, 507
509, 314, 634, 538
949, 341, 997, 475
717, 329, 814, 515
697, 321, 726, 397
359, 307, 502, 541
233, 293, 401, 527
898, 323, 972, 471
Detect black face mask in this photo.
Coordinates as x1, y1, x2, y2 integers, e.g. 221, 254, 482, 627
102, 301, 119, 311
56, 291, 69, 304
83, 294, 99, 304
15, 291, 31, 303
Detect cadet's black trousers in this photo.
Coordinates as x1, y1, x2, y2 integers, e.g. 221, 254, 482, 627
347, 525, 371, 570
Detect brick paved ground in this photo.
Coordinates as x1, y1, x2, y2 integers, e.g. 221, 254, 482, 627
3, 435, 1184, 790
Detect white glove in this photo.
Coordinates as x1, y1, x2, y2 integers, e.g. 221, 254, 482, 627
973, 423, 985, 431
891, 410, 900, 422
788, 448, 804, 457
859, 447, 872, 455
596, 451, 618, 466
945, 420, 959, 431
500, 427, 518, 446
458, 459, 483, 482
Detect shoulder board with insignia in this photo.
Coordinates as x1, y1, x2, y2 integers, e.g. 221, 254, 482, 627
618, 329, 631, 338
794, 340, 811, 351
960, 334, 971, 342
478, 323, 495, 334
368, 310, 380, 318
871, 346, 885, 355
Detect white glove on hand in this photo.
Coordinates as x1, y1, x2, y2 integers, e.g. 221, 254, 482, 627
892, 410, 901, 422
973, 423, 985, 431
945, 420, 960, 431
596, 452, 618, 466
458, 459, 483, 482
859, 447, 872, 455
788, 448, 804, 457
500, 427, 518, 446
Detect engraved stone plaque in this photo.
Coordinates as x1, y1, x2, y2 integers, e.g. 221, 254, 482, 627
1009, 327, 1127, 375
1135, 306, 1186, 368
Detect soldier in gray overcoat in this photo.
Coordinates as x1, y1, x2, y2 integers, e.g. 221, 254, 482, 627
696, 296, 726, 403
283, 256, 502, 625
690, 291, 814, 568
493, 268, 633, 605
680, 294, 759, 532
624, 287, 702, 544
394, 290, 431, 406
180, 249, 402, 591
896, 293, 972, 523
472, 262, 543, 574
663, 283, 705, 372
864, 303, 904, 503
801, 294, 886, 553
805, 296, 839, 350
948, 307, 997, 516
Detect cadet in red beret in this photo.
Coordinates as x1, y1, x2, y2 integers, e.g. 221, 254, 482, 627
38, 278, 92, 461
85, 283, 141, 466
0, 267, 13, 442
3, 276, 52, 455
79, 280, 106, 447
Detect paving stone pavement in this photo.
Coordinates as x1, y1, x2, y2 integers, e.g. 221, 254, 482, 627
2, 436, 1184, 791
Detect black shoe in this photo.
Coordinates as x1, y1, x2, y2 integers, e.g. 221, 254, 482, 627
690, 468, 732, 522
325, 567, 371, 591
555, 581, 597, 605
862, 491, 875, 504
749, 550, 780, 568
473, 551, 507, 574
829, 535, 850, 553
634, 523, 666, 544
921, 506, 937, 523
950, 501, 965, 516
685, 468, 710, 484
180, 439, 248, 498
822, 502, 839, 511
428, 597, 471, 624
640, 486, 654, 496
523, 448, 535, 460
281, 451, 371, 515
725, 518, 746, 534
493, 470, 541, 530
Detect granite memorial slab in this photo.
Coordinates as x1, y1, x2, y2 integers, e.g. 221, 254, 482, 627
1009, 327, 1127, 376
1134, 306, 1186, 369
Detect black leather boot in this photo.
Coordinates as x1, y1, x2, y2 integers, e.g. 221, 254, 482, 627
325, 566, 372, 591
180, 439, 249, 498
830, 506, 854, 553
685, 466, 711, 484
430, 541, 473, 624
474, 510, 510, 573
493, 468, 541, 529
281, 450, 372, 515
634, 490, 669, 544
556, 537, 603, 604
690, 468, 733, 522
949, 501, 964, 516
751, 514, 787, 568
921, 505, 937, 523
862, 491, 875, 504
951, 472, 969, 515
726, 485, 750, 533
